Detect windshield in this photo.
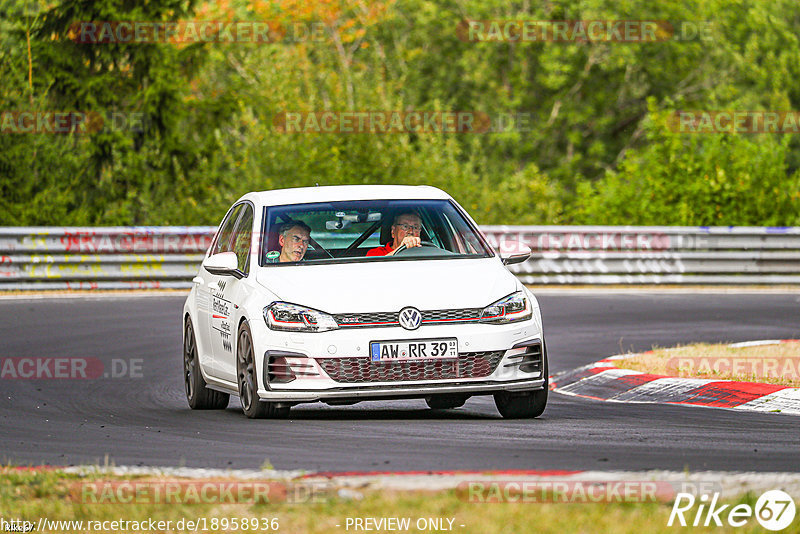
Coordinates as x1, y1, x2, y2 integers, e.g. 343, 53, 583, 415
259, 199, 493, 265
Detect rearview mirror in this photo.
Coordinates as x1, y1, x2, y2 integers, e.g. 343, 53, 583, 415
203, 252, 242, 278
326, 220, 351, 230
326, 211, 381, 229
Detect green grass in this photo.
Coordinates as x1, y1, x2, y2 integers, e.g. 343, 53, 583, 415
1, 469, 796, 533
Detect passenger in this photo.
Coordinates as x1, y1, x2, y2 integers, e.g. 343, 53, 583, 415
265, 221, 311, 263
367, 211, 423, 256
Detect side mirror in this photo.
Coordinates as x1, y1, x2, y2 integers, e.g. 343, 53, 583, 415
499, 242, 532, 266
203, 252, 242, 278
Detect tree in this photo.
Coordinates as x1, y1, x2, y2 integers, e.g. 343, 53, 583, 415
573, 104, 800, 225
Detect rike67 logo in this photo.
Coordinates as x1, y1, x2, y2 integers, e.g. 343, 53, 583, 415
668, 490, 796, 531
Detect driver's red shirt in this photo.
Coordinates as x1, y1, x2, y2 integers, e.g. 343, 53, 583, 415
366, 242, 394, 256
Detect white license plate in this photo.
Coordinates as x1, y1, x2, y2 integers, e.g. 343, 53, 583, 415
370, 338, 458, 362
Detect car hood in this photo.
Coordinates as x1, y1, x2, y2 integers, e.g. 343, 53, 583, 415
255, 258, 518, 313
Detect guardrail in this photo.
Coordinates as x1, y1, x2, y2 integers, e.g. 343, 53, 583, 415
482, 226, 800, 285
1, 226, 798, 289
0, 227, 211, 290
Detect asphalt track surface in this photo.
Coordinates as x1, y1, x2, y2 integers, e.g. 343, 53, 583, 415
1, 292, 798, 472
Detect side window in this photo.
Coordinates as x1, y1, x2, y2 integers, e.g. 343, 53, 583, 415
232, 204, 254, 274
211, 205, 244, 255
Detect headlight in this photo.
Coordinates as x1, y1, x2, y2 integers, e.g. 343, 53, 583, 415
479, 291, 532, 324
264, 302, 339, 332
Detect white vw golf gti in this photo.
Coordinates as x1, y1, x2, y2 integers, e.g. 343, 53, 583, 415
183, 185, 548, 418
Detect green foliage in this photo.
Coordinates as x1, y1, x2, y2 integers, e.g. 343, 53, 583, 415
573, 104, 800, 225
1, 0, 799, 226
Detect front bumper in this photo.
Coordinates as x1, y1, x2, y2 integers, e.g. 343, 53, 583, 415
254, 377, 545, 402
249, 317, 545, 403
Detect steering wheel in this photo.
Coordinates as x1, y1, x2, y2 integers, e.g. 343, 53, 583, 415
392, 241, 439, 255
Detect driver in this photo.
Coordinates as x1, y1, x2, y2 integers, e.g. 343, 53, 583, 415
367, 211, 422, 256
265, 221, 311, 263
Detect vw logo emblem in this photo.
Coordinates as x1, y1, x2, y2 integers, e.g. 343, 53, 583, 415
398, 307, 422, 330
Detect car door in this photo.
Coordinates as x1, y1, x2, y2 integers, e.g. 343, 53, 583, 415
198, 203, 243, 379
209, 203, 254, 383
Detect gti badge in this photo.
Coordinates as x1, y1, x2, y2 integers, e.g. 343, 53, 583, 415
398, 307, 422, 330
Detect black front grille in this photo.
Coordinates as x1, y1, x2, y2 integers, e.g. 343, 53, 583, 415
332, 308, 483, 328
316, 351, 504, 383
423, 308, 483, 322
332, 311, 398, 326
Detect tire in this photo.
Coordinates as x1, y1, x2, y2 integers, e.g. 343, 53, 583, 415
184, 318, 229, 410
493, 341, 549, 419
425, 394, 468, 410
237, 321, 290, 419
